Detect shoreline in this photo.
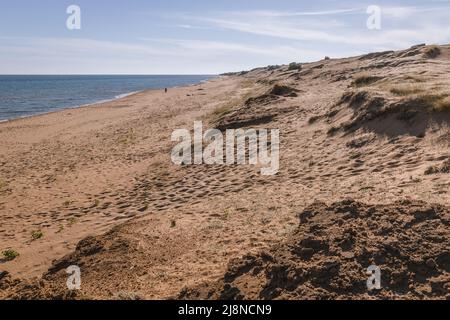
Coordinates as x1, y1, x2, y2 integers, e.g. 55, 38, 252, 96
0, 90, 144, 124
0, 76, 218, 124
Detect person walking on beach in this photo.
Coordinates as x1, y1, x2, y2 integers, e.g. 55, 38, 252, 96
165, 88, 167, 93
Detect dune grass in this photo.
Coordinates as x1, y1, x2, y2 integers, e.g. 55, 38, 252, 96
2, 249, 19, 261
31, 230, 44, 240
390, 85, 424, 96
288, 62, 302, 71
423, 46, 441, 59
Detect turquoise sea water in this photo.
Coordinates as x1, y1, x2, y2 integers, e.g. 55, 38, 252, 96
0, 75, 214, 121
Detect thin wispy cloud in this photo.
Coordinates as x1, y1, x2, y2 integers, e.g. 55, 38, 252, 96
231, 8, 363, 17
184, 4, 450, 50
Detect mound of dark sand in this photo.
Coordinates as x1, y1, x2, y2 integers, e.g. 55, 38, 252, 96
179, 199, 449, 300
0, 227, 141, 300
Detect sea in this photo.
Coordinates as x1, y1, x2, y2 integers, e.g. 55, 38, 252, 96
0, 75, 215, 121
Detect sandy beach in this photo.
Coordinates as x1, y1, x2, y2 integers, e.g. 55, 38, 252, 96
1, 44, 449, 299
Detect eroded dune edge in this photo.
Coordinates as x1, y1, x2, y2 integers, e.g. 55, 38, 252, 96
1, 44, 449, 300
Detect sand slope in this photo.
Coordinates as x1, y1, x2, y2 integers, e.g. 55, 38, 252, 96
1, 44, 449, 299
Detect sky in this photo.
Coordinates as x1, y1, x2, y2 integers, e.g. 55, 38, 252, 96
1, 0, 450, 74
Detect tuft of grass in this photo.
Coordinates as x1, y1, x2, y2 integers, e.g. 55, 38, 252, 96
412, 94, 450, 111
63, 200, 73, 207
212, 105, 232, 120
433, 97, 450, 111
2, 249, 19, 261
31, 230, 44, 240
288, 62, 302, 71
423, 45, 441, 58
56, 225, 64, 234
425, 166, 439, 175
352, 75, 382, 87
170, 220, 176, 228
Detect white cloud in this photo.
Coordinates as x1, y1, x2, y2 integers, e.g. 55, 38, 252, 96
188, 5, 450, 49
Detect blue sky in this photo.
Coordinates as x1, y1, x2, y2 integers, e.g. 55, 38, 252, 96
1, 0, 450, 74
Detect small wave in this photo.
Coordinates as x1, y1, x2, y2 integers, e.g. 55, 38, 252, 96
114, 91, 140, 99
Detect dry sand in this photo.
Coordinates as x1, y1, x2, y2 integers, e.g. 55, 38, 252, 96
0, 44, 449, 299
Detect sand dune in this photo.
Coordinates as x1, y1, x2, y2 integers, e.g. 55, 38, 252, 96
1, 44, 449, 299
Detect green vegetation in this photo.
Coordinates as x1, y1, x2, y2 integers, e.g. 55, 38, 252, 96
288, 62, 302, 71
117, 129, 136, 145
433, 97, 450, 111
212, 105, 233, 120
63, 200, 73, 207
56, 225, 64, 234
2, 249, 19, 261
68, 217, 77, 226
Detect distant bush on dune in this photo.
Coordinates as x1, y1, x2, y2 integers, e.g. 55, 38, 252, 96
288, 62, 302, 71
423, 46, 441, 58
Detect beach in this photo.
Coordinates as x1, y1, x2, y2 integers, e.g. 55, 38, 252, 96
0, 76, 240, 278
0, 45, 449, 299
